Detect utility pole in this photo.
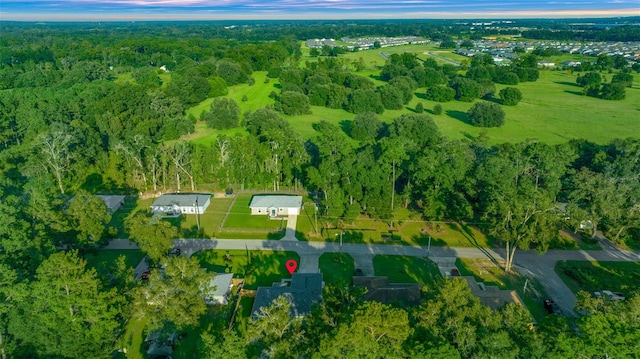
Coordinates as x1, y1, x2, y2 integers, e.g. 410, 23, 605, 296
336, 232, 344, 251
313, 194, 319, 235
194, 196, 201, 231
427, 236, 431, 258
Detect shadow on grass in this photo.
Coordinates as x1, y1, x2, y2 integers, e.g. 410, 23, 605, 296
563, 90, 585, 96
446, 109, 470, 125
339, 119, 352, 137
450, 222, 501, 267
555, 81, 581, 87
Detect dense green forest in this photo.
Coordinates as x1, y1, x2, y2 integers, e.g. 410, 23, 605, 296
1, 20, 639, 358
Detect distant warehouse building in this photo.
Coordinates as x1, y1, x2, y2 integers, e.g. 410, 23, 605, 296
150, 193, 211, 216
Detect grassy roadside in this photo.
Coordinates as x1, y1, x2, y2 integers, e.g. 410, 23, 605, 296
555, 260, 640, 297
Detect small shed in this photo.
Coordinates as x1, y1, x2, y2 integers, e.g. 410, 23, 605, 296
96, 195, 126, 214
150, 193, 211, 215
249, 195, 303, 218
203, 273, 234, 305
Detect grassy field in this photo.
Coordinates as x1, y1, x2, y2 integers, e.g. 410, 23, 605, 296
555, 260, 640, 297
319, 252, 355, 284
456, 258, 550, 322
184, 45, 639, 146
220, 193, 286, 238
373, 255, 442, 285
194, 249, 300, 290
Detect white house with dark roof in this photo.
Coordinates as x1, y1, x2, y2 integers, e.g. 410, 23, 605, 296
249, 195, 302, 218
150, 193, 211, 215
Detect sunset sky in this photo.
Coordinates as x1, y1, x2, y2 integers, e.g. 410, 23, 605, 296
1, 0, 638, 21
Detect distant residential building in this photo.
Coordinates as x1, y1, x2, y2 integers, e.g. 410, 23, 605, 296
249, 195, 302, 218
150, 193, 211, 215
203, 273, 234, 305
96, 195, 126, 214
251, 273, 323, 318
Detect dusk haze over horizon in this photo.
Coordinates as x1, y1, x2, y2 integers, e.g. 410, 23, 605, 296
1, 0, 639, 22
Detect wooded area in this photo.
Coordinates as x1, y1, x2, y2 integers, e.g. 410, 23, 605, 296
0, 20, 639, 358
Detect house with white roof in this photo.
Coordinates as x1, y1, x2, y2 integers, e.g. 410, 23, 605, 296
249, 195, 303, 218
150, 193, 211, 215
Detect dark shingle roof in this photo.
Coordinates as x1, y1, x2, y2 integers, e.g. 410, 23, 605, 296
251, 273, 323, 318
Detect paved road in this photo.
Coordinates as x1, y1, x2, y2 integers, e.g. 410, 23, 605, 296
107, 238, 640, 315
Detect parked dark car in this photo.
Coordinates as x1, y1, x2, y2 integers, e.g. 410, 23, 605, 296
141, 270, 151, 280
544, 299, 562, 315
168, 248, 181, 257
354, 268, 364, 276
450, 268, 460, 276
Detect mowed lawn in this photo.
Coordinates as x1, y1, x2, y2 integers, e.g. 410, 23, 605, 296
373, 255, 441, 285
220, 193, 286, 238
194, 249, 300, 290
319, 253, 355, 284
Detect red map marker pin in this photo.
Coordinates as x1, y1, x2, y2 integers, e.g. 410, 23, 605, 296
286, 259, 298, 275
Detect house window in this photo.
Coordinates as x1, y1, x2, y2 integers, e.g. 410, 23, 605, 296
279, 208, 283, 212
258, 209, 261, 213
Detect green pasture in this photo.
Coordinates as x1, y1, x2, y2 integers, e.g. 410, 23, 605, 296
194, 249, 300, 290
185, 68, 639, 146
319, 252, 355, 284
555, 260, 640, 297
183, 40, 640, 146
372, 255, 441, 285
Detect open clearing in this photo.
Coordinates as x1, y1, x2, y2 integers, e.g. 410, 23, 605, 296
185, 62, 639, 146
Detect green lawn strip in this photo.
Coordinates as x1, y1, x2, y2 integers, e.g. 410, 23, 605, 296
373, 255, 441, 285
554, 260, 640, 297
117, 317, 147, 359
194, 249, 300, 290
164, 195, 235, 238
456, 258, 549, 323
222, 193, 285, 233
84, 249, 145, 271
108, 196, 153, 238
319, 253, 355, 284
234, 296, 255, 337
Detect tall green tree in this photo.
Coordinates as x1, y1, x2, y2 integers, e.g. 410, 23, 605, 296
318, 301, 411, 358
127, 214, 178, 264
476, 142, 573, 271
202, 97, 241, 129
66, 190, 112, 250
133, 256, 213, 331
8, 251, 120, 358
